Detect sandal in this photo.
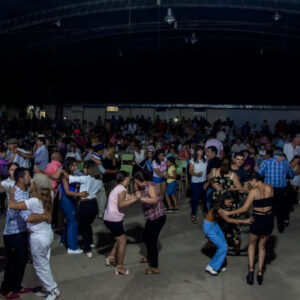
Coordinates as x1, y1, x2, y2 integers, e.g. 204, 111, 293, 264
105, 256, 116, 266
139, 257, 149, 263
191, 216, 198, 224
114, 265, 129, 275
144, 267, 160, 275
0, 291, 20, 299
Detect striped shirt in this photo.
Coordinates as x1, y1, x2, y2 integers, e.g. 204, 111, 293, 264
257, 156, 295, 188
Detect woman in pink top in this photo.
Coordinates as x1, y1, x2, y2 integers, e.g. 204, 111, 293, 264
103, 171, 137, 275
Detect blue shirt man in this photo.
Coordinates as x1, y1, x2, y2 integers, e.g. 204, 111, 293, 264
34, 136, 49, 171
257, 155, 294, 188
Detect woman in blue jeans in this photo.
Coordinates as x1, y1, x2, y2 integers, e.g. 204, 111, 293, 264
189, 146, 207, 224
60, 158, 89, 254
203, 191, 253, 275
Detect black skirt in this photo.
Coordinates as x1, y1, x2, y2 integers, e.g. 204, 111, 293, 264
104, 220, 125, 237
250, 213, 274, 236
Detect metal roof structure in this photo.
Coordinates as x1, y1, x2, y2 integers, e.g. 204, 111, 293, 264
0, 0, 299, 105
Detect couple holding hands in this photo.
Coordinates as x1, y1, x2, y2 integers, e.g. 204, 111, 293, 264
104, 170, 166, 276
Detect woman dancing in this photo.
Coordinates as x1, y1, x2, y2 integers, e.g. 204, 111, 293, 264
134, 171, 166, 275
203, 191, 253, 275
103, 171, 138, 275
222, 172, 273, 285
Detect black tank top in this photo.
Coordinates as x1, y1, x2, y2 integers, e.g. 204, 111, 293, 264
253, 197, 273, 208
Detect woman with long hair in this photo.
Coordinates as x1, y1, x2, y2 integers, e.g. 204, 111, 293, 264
188, 146, 207, 224
8, 174, 60, 300
152, 149, 167, 200
222, 172, 274, 285
62, 160, 102, 258
60, 157, 89, 254
134, 171, 166, 275
103, 171, 138, 275
203, 191, 253, 275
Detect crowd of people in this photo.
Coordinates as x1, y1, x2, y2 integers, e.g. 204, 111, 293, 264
0, 113, 299, 299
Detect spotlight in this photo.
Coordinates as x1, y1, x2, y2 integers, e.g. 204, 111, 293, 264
174, 117, 178, 122
190, 32, 198, 45
164, 8, 176, 25
272, 11, 281, 21
54, 19, 62, 27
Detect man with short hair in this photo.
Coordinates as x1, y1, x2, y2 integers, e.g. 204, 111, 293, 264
231, 152, 249, 186
34, 136, 49, 172
0, 168, 51, 300
205, 135, 223, 158
230, 138, 246, 157
257, 151, 294, 233
283, 134, 300, 162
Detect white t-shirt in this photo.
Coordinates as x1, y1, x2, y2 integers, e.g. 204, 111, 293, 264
135, 150, 145, 165
69, 175, 102, 199
25, 197, 52, 233
65, 152, 82, 162
1, 178, 15, 199
190, 159, 207, 183
152, 158, 167, 178
283, 143, 300, 162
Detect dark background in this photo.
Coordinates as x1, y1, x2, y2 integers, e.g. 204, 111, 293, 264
0, 0, 299, 106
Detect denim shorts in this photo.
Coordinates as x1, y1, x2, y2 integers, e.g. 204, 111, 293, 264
153, 177, 166, 184
166, 181, 177, 196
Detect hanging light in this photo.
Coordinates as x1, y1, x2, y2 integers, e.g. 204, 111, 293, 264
190, 32, 198, 45
272, 11, 281, 21
164, 8, 176, 25
54, 19, 62, 27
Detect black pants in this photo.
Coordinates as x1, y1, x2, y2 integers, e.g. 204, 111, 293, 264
78, 200, 98, 252
273, 187, 288, 233
1, 232, 28, 293
143, 215, 166, 268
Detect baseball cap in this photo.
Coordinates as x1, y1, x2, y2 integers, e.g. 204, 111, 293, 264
32, 174, 52, 190
7, 138, 18, 144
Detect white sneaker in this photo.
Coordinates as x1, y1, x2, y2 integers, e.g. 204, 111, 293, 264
86, 251, 93, 258
67, 248, 83, 254
35, 291, 47, 297
205, 265, 218, 275
90, 244, 95, 249
45, 288, 60, 300
221, 267, 226, 272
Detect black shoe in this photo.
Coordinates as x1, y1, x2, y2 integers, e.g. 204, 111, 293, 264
247, 271, 254, 285
257, 273, 263, 285
173, 208, 179, 212
284, 220, 289, 227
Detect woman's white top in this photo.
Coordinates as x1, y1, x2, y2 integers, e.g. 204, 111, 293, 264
190, 159, 207, 183
134, 150, 145, 165
69, 175, 102, 199
152, 158, 167, 178
65, 152, 82, 161
25, 197, 52, 233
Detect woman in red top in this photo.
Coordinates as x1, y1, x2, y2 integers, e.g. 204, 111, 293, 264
134, 171, 166, 275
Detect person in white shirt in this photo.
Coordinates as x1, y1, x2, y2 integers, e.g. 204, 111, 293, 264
65, 145, 82, 162
283, 134, 300, 162
62, 160, 102, 258
8, 174, 60, 300
189, 146, 207, 224
134, 144, 146, 166
230, 138, 246, 156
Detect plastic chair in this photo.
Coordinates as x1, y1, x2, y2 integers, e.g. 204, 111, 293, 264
122, 154, 134, 165
175, 160, 188, 197
120, 164, 134, 192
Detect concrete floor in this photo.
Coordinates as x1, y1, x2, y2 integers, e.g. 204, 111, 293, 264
0, 195, 300, 300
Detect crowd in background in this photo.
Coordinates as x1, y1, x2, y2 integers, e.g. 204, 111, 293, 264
0, 113, 299, 299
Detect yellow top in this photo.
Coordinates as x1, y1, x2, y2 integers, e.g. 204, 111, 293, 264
167, 165, 176, 184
